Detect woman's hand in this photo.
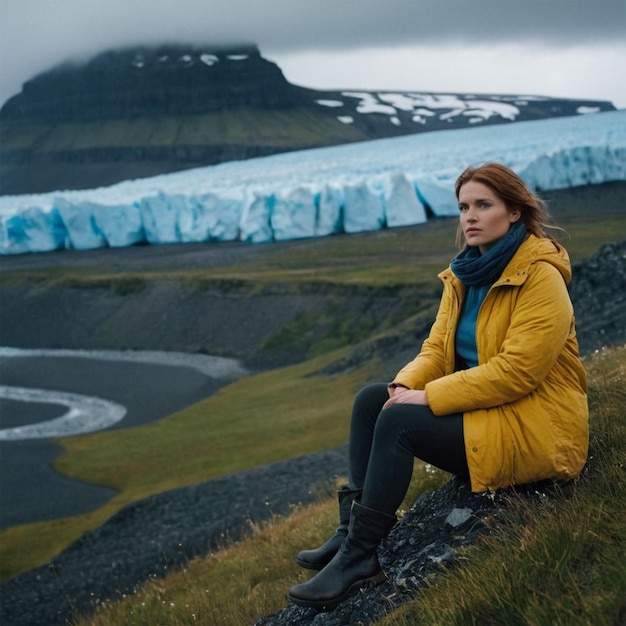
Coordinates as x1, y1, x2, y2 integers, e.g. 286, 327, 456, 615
383, 387, 429, 409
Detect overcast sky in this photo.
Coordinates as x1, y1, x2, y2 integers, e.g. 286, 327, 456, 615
1, 0, 624, 109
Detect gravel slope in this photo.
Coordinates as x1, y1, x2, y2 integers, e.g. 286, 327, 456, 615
0, 445, 349, 626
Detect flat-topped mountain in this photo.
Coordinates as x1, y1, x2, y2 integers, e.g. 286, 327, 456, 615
0, 44, 298, 123
0, 44, 616, 195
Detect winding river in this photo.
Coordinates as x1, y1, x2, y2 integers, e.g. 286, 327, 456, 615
0, 348, 248, 528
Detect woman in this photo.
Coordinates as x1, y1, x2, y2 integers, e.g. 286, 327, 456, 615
288, 162, 589, 610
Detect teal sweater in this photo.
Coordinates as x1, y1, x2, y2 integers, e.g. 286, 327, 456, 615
455, 285, 489, 369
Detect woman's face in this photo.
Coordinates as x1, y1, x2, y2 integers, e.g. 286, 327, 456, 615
458, 181, 521, 254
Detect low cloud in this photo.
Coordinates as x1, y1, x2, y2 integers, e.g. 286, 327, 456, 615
1, 0, 624, 105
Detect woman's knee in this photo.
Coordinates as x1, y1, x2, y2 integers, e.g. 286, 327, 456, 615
352, 382, 389, 414
373, 406, 413, 443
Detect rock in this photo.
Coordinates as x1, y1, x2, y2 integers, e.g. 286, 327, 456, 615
569, 239, 626, 354
444, 507, 474, 527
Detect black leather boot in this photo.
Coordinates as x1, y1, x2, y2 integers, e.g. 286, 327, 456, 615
296, 485, 362, 570
288, 500, 396, 610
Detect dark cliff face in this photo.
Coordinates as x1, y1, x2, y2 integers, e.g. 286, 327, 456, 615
0, 44, 299, 124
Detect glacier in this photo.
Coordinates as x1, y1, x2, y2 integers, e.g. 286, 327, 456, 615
0, 110, 624, 255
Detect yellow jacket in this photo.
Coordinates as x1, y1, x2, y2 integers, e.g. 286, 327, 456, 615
392, 234, 589, 492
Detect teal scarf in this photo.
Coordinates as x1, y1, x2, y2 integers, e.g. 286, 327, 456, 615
451, 221, 527, 287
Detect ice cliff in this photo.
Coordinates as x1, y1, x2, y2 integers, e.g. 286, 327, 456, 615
0, 110, 624, 255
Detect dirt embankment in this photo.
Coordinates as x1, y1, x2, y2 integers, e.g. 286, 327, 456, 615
0, 239, 624, 372
0, 277, 429, 372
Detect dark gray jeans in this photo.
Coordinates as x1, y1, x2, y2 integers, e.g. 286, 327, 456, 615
349, 383, 469, 515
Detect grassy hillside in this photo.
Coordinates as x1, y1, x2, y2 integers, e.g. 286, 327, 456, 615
0, 103, 369, 193
70, 345, 625, 626
0, 107, 367, 153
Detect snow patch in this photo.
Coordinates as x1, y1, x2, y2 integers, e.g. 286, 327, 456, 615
342, 92, 397, 115
577, 106, 601, 114
316, 99, 344, 108
200, 54, 219, 66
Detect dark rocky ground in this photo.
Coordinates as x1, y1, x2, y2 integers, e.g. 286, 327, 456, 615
569, 239, 626, 354
0, 195, 624, 625
0, 446, 350, 626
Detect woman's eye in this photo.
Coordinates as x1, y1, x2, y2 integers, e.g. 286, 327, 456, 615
458, 205, 468, 212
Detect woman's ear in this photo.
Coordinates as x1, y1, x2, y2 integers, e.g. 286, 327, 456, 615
509, 208, 522, 223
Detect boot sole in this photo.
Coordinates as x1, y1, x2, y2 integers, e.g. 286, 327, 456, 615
287, 570, 386, 611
